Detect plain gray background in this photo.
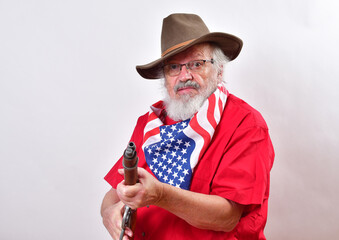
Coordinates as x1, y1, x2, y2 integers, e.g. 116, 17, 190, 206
1, 0, 338, 239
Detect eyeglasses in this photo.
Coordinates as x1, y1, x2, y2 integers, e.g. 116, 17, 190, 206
163, 59, 214, 77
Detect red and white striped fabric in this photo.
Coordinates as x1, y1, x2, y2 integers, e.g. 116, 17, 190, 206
142, 83, 228, 174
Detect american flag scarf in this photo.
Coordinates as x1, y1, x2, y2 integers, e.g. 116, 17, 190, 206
142, 83, 228, 190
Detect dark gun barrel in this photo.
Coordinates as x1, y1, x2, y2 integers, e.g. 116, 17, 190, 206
123, 142, 138, 185
120, 142, 138, 240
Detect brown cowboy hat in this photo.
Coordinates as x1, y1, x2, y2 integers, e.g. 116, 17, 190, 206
136, 13, 243, 79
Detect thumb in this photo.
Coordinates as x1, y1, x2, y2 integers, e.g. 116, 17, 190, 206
137, 167, 156, 182
137, 167, 148, 178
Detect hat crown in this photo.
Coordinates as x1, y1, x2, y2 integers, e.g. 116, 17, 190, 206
161, 14, 210, 56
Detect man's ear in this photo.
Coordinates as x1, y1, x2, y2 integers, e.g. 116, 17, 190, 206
217, 65, 224, 83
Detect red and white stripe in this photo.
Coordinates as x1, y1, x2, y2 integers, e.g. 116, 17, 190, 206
183, 83, 228, 169
142, 111, 162, 148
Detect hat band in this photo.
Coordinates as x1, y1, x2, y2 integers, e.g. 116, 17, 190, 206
161, 39, 196, 57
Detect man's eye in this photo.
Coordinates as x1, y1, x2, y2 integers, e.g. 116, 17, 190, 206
192, 61, 202, 68
170, 64, 179, 70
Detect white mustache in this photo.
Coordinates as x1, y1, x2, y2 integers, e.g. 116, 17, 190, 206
174, 80, 200, 92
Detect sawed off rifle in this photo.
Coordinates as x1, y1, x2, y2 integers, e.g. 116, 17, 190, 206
119, 142, 138, 240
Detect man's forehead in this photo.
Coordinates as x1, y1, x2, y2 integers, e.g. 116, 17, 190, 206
165, 43, 212, 63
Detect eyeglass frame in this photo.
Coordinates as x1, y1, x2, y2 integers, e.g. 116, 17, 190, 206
162, 59, 214, 77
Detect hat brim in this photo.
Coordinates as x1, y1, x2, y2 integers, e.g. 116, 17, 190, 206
136, 32, 243, 79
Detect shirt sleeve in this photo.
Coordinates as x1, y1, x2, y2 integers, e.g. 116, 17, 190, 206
211, 125, 274, 205
104, 113, 149, 189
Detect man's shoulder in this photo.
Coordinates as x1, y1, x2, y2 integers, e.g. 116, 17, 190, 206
225, 94, 268, 129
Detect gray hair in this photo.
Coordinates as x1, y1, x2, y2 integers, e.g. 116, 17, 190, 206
210, 43, 230, 81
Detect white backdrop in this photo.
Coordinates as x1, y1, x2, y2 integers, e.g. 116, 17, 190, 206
1, 0, 338, 239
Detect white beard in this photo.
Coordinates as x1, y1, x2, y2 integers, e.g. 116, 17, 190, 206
163, 79, 219, 121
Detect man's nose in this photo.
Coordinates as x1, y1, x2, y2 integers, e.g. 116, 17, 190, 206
178, 65, 193, 82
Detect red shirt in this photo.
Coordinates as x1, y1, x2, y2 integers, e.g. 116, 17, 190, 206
105, 94, 275, 239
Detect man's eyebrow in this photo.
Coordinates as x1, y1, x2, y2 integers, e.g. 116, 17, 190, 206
192, 52, 205, 58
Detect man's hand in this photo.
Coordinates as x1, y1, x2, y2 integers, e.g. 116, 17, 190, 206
101, 168, 161, 239
101, 189, 133, 240
116, 167, 164, 209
